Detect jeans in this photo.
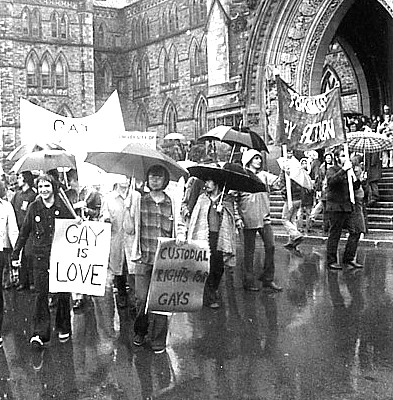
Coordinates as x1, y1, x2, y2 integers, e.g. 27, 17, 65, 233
134, 263, 168, 349
282, 199, 303, 241
326, 211, 361, 266
243, 225, 275, 286
205, 231, 224, 301
33, 254, 71, 341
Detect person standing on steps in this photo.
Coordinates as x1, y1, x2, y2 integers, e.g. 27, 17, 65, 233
325, 147, 363, 271
234, 149, 283, 292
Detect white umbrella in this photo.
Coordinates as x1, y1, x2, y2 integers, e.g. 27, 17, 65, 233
164, 132, 185, 141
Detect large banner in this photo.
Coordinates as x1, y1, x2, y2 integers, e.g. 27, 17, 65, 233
146, 238, 210, 313
276, 77, 346, 150
49, 219, 111, 296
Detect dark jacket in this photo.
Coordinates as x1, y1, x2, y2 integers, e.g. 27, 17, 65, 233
326, 166, 360, 212
12, 195, 74, 258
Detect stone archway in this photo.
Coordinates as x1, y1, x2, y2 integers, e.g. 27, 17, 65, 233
242, 0, 393, 142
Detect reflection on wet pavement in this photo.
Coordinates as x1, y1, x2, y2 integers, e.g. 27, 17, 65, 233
1, 243, 393, 399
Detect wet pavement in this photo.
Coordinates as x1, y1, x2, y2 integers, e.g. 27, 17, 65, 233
1, 237, 393, 400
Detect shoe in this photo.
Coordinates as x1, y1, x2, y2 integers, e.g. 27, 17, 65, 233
328, 263, 342, 270
133, 334, 146, 347
16, 284, 26, 291
152, 346, 166, 354
208, 302, 220, 309
262, 282, 283, 292
30, 335, 44, 348
284, 242, 295, 250
344, 260, 363, 269
0, 337, 3, 348
58, 332, 71, 343
244, 285, 260, 292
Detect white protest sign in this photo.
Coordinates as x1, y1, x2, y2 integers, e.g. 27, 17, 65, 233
146, 238, 210, 313
49, 219, 111, 296
121, 131, 157, 149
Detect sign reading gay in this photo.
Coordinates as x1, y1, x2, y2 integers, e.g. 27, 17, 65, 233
147, 238, 210, 313
49, 219, 111, 296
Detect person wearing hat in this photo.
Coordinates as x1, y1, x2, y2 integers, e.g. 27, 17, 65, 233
11, 171, 37, 291
234, 149, 282, 292
133, 164, 174, 354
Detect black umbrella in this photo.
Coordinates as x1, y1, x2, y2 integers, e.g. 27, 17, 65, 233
188, 163, 266, 193
197, 125, 269, 153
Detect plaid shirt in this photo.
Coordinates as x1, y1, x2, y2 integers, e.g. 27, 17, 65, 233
140, 192, 173, 265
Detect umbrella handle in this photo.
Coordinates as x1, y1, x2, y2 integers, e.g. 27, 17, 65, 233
59, 188, 79, 219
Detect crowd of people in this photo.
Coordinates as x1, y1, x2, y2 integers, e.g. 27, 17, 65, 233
0, 121, 387, 359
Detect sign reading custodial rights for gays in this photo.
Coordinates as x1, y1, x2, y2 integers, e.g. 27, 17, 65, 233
49, 219, 111, 296
147, 239, 210, 313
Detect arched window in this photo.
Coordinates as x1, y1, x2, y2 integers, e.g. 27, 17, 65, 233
142, 16, 150, 41
57, 104, 73, 117
31, 9, 40, 37
97, 23, 105, 47
136, 106, 148, 131
169, 46, 179, 82
199, 0, 207, 23
195, 95, 207, 137
164, 102, 177, 135
131, 19, 137, 45
60, 14, 68, 39
200, 37, 207, 75
189, 39, 199, 77
22, 8, 30, 36
103, 64, 112, 92
26, 56, 38, 87
55, 57, 67, 88
160, 10, 167, 36
41, 58, 51, 88
169, 4, 178, 32
159, 49, 170, 84
142, 56, 150, 89
51, 12, 59, 38
192, 0, 206, 25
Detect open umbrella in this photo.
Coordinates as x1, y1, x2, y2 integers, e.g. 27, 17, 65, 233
11, 149, 77, 173
188, 163, 267, 193
277, 156, 313, 190
164, 132, 185, 141
197, 125, 269, 153
347, 131, 393, 153
85, 143, 188, 182
6, 142, 66, 162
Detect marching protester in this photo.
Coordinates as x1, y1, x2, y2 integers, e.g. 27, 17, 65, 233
0, 180, 19, 348
133, 165, 174, 354
11, 173, 75, 347
298, 158, 314, 235
279, 149, 304, 253
325, 147, 363, 270
310, 152, 335, 233
100, 175, 132, 311
11, 171, 37, 291
177, 165, 237, 308
364, 152, 382, 207
235, 149, 282, 292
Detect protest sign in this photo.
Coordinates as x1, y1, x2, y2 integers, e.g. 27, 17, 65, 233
146, 238, 210, 313
49, 219, 111, 296
276, 76, 346, 150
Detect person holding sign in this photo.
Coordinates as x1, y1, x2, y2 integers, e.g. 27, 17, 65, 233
11, 173, 75, 348
177, 171, 237, 308
325, 147, 362, 270
133, 165, 174, 354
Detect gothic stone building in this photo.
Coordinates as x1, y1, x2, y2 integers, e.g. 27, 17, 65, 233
1, 0, 393, 166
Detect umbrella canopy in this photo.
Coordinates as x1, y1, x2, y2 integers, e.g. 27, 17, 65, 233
188, 163, 267, 193
164, 132, 185, 141
85, 143, 188, 182
197, 125, 269, 153
6, 142, 66, 162
347, 131, 393, 153
11, 149, 77, 173
277, 156, 313, 190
